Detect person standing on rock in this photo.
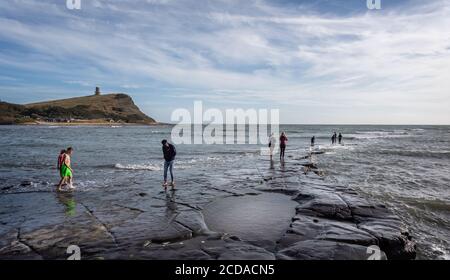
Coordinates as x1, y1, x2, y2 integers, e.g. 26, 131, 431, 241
279, 132, 288, 161
162, 139, 176, 189
268, 133, 276, 160
338, 133, 343, 145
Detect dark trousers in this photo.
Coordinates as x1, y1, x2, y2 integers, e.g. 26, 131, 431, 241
280, 146, 286, 159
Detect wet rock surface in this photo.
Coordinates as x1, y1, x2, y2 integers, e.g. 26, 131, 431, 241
0, 155, 416, 260
277, 240, 387, 260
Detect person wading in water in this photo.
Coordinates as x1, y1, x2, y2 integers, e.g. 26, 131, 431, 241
57, 147, 74, 191
57, 149, 66, 185
331, 132, 337, 145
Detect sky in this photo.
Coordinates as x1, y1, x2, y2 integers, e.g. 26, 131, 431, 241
0, 0, 449, 124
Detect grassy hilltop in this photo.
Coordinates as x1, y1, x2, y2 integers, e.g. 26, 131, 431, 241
0, 93, 157, 125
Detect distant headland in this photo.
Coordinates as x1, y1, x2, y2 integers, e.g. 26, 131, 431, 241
0, 87, 157, 125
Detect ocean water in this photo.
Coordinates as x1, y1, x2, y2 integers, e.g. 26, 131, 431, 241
0, 125, 449, 259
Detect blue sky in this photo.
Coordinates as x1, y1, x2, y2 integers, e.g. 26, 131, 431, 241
0, 0, 449, 124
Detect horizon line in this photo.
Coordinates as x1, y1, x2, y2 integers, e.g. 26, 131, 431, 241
161, 123, 450, 126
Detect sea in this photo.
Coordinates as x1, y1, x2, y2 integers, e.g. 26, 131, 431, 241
0, 124, 448, 259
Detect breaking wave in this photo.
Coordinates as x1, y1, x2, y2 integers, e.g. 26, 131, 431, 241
113, 156, 233, 171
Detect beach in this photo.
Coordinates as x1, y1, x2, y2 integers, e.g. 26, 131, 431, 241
0, 125, 449, 259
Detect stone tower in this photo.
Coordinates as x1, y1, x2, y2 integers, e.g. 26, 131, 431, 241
95, 87, 101, 96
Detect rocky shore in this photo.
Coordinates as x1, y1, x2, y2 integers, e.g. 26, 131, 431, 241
0, 153, 416, 260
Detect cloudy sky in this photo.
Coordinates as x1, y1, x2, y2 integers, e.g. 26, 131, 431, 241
0, 0, 449, 124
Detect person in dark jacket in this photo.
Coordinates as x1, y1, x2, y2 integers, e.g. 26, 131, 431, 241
161, 139, 176, 189
279, 132, 288, 161
331, 132, 337, 145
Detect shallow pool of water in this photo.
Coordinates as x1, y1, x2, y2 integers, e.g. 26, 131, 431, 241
203, 193, 297, 244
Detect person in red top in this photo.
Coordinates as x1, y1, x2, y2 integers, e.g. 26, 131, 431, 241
279, 132, 288, 161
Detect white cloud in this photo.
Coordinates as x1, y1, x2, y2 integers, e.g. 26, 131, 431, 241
121, 84, 141, 89
65, 80, 92, 87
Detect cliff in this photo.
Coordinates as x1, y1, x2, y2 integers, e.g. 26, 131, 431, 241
0, 93, 156, 125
